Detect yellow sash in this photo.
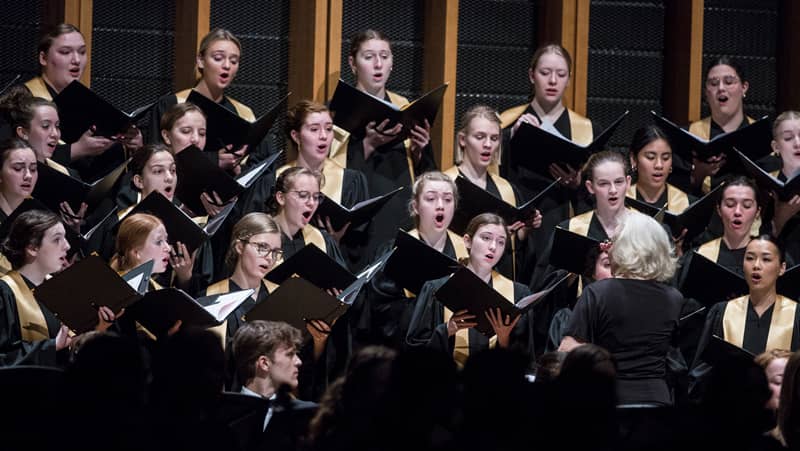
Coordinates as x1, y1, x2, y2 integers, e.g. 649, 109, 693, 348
567, 110, 593, 146
0, 254, 11, 276
444, 271, 515, 367
329, 91, 416, 183
24, 77, 53, 100
696, 238, 722, 262
1, 272, 50, 342
175, 89, 255, 122
568, 211, 594, 237
278, 159, 344, 204
626, 184, 690, 214
117, 192, 142, 221
723, 295, 798, 351
301, 226, 327, 253
45, 158, 70, 176
499, 104, 528, 130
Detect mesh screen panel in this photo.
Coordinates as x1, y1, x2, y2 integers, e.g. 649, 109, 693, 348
456, 0, 537, 141
210, 0, 290, 151
587, 0, 665, 153
2, 1, 46, 88
340, 0, 426, 101
91, 0, 175, 123
702, 0, 777, 119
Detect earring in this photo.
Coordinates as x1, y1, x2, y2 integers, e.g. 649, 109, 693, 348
23, 135, 28, 140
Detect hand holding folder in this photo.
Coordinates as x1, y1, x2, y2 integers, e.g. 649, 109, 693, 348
509, 110, 628, 178
314, 186, 403, 231
54, 80, 154, 143
328, 79, 448, 140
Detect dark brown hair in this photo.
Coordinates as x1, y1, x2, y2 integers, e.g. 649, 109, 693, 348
159, 102, 206, 141
349, 29, 391, 59
1, 209, 61, 269
231, 320, 302, 385
38, 23, 83, 56
266, 166, 323, 215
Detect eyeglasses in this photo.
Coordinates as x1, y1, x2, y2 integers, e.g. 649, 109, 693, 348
240, 240, 284, 259
289, 190, 325, 203
706, 75, 740, 87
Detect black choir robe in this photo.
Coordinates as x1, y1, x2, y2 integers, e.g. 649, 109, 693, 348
329, 90, 438, 265
405, 272, 536, 368
0, 272, 65, 367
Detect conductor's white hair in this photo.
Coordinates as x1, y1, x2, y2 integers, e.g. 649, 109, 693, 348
610, 211, 676, 282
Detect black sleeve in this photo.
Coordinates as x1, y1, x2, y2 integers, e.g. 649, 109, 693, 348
563, 285, 597, 343
510, 282, 536, 363
687, 301, 725, 400
405, 278, 450, 355
0, 281, 59, 367
414, 142, 438, 174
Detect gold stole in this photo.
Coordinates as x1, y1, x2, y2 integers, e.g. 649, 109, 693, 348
117, 192, 142, 220
689, 116, 755, 193
24, 77, 53, 100
45, 158, 70, 175
205, 278, 277, 349
278, 159, 344, 204
626, 184, 690, 214
328, 90, 417, 183
696, 238, 722, 262
175, 89, 256, 121
272, 226, 328, 270
1, 272, 50, 342
568, 211, 594, 237
722, 295, 798, 351
567, 110, 593, 146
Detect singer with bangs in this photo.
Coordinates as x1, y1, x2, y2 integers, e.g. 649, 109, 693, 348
560, 211, 683, 406
354, 171, 462, 350
0, 210, 117, 366
406, 213, 535, 367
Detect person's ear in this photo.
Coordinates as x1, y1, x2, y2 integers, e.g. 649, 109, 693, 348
585, 179, 595, 195
132, 174, 144, 190
290, 129, 300, 147
741, 80, 749, 98
457, 131, 466, 150
275, 191, 286, 207
411, 199, 419, 217
196, 53, 204, 71
463, 234, 472, 251
528, 67, 536, 86
15, 126, 28, 141
39, 51, 48, 68
348, 55, 356, 75
780, 261, 786, 277
25, 244, 38, 261
161, 130, 172, 146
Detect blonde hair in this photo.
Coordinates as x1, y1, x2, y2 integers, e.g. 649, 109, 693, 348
773, 110, 800, 139
110, 213, 164, 273
454, 104, 502, 166
196, 28, 241, 76
610, 211, 676, 282
225, 212, 281, 270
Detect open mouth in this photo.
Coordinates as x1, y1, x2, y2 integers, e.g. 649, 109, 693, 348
608, 196, 619, 203
751, 273, 762, 283
372, 72, 383, 80
732, 218, 743, 228
20, 183, 32, 191
258, 263, 271, 272
302, 210, 313, 223
68, 67, 80, 77
480, 151, 492, 161
717, 95, 729, 104
434, 213, 445, 227
485, 253, 495, 262
545, 89, 558, 96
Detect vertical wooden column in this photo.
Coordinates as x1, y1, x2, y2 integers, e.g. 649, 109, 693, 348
323, 0, 343, 100
777, 0, 800, 113
41, 0, 94, 86
174, 0, 209, 91
663, 0, 704, 123
288, 0, 330, 105
423, 0, 459, 168
538, 0, 590, 115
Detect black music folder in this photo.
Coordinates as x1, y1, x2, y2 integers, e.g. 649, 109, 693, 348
434, 268, 571, 335
450, 176, 559, 235
315, 187, 403, 231
328, 79, 448, 139
120, 191, 234, 254
129, 287, 254, 336
625, 183, 722, 243
54, 80, 153, 143
186, 90, 289, 150
33, 158, 128, 213
509, 110, 628, 177
701, 335, 758, 369
651, 111, 771, 163
549, 227, 604, 276
265, 243, 355, 290
382, 229, 462, 295
174, 146, 280, 215
34, 255, 142, 334
734, 148, 800, 201
680, 253, 749, 306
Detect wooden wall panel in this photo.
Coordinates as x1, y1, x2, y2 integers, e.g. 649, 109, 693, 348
663, 0, 704, 123
174, 0, 209, 91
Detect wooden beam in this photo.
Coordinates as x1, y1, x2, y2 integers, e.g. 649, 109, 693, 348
423, 0, 459, 168
40, 0, 94, 86
174, 0, 210, 91
538, 0, 590, 115
288, 0, 329, 105
663, 0, 704, 123
323, 0, 343, 101
777, 0, 800, 112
